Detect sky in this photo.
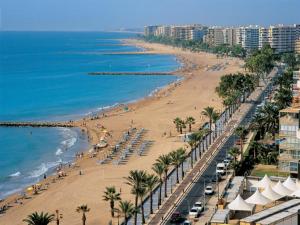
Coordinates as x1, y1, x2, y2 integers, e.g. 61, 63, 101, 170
0, 0, 299, 31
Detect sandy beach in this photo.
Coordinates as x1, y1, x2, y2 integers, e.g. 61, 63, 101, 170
0, 39, 244, 225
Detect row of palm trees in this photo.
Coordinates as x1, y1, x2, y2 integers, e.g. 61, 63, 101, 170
173, 116, 195, 134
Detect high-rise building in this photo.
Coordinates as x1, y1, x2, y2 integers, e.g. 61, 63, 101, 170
144, 25, 159, 36
240, 25, 260, 51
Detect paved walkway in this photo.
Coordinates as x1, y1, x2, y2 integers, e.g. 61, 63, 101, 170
147, 68, 278, 225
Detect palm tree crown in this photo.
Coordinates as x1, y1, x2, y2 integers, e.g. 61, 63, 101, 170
23, 212, 54, 225
103, 186, 121, 217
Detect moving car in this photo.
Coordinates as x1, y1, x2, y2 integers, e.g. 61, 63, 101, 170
211, 173, 222, 183
182, 220, 192, 225
194, 201, 204, 212
170, 212, 185, 223
204, 185, 214, 195
189, 207, 200, 218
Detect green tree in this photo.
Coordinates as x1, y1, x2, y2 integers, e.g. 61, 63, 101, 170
156, 154, 172, 198
228, 147, 240, 165
282, 53, 297, 68
202, 106, 218, 145
234, 126, 247, 160
185, 117, 196, 132
145, 174, 159, 214
119, 200, 137, 225
23, 212, 54, 225
152, 163, 164, 207
170, 148, 186, 183
102, 186, 121, 218
173, 117, 186, 134
125, 170, 147, 225
76, 205, 90, 225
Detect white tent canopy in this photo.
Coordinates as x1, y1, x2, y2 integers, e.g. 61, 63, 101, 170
262, 185, 283, 201
252, 174, 273, 188
290, 189, 300, 197
283, 176, 298, 191
228, 194, 254, 211
245, 189, 271, 205
273, 181, 293, 196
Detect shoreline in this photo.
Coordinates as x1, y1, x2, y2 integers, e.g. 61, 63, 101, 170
0, 39, 244, 225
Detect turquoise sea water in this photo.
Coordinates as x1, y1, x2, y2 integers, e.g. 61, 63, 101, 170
0, 32, 179, 198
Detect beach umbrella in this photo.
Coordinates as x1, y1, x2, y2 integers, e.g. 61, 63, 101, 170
252, 174, 273, 189
228, 194, 254, 211
283, 176, 298, 191
26, 187, 33, 192
245, 189, 271, 205
261, 184, 283, 201
273, 181, 293, 196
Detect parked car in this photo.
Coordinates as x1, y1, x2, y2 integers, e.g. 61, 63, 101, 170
204, 185, 214, 195
194, 201, 204, 212
216, 163, 226, 175
189, 207, 201, 218
182, 220, 192, 225
170, 212, 185, 223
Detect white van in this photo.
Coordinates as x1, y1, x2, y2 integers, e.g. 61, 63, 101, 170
216, 163, 226, 175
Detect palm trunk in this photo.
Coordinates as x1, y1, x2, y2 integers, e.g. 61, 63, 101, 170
181, 162, 184, 178
82, 213, 86, 225
110, 201, 114, 217
134, 195, 138, 225
194, 146, 197, 161
240, 139, 243, 161
190, 152, 193, 168
209, 120, 212, 145
189, 124, 192, 132
150, 191, 153, 214
140, 197, 145, 224
164, 172, 168, 198
125, 216, 128, 225
202, 139, 205, 153
158, 181, 162, 206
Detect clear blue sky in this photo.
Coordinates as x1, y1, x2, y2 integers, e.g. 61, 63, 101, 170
0, 0, 299, 31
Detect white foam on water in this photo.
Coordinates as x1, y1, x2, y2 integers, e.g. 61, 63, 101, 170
55, 148, 63, 156
9, 171, 21, 177
29, 161, 61, 178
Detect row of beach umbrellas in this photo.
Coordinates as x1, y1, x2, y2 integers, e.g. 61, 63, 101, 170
228, 175, 300, 211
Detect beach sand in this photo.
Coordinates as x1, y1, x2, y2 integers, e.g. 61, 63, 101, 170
0, 40, 244, 225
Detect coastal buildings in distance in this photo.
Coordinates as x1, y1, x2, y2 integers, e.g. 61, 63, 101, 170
145, 24, 300, 54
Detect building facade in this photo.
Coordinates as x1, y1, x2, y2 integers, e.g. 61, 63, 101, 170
240, 25, 260, 51
278, 70, 300, 175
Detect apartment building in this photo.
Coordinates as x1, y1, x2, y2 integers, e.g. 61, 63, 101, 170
240, 25, 260, 51
203, 27, 236, 46
278, 70, 300, 176
154, 26, 171, 37
144, 25, 159, 36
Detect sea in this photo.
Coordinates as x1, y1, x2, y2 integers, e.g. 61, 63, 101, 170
0, 31, 180, 199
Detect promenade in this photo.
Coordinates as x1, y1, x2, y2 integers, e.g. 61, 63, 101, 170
146, 68, 277, 225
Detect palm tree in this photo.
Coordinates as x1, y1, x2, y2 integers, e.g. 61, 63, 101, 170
138, 185, 147, 224
103, 186, 121, 218
173, 117, 186, 134
234, 126, 247, 160
228, 147, 240, 164
23, 212, 54, 225
145, 174, 159, 214
125, 170, 147, 225
170, 149, 184, 183
212, 111, 220, 139
156, 154, 172, 198
185, 117, 195, 132
76, 205, 90, 225
152, 163, 164, 206
119, 200, 136, 225
202, 106, 217, 145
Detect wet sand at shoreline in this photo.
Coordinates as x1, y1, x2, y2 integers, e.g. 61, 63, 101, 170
0, 39, 244, 225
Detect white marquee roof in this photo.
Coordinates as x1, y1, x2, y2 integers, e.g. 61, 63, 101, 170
228, 194, 254, 211
273, 181, 293, 196
245, 189, 271, 205
262, 185, 283, 201
283, 176, 298, 191
252, 174, 273, 188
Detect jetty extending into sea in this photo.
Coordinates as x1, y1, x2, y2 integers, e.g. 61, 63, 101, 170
0, 121, 76, 128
